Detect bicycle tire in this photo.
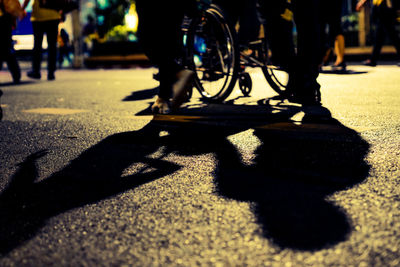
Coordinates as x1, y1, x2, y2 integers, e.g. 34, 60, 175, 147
186, 4, 239, 102
259, 37, 290, 96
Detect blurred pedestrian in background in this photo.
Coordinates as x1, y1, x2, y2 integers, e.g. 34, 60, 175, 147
135, 0, 195, 114
0, 0, 25, 84
321, 0, 347, 72
22, 0, 61, 80
356, 0, 400, 66
57, 28, 72, 68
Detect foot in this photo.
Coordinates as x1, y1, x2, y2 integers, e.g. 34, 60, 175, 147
27, 71, 41, 79
363, 59, 376, 67
170, 69, 195, 111
287, 83, 321, 106
12, 73, 21, 84
151, 97, 170, 114
331, 61, 346, 72
48, 73, 55, 81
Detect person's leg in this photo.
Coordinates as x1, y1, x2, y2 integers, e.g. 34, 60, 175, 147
6, 54, 21, 84
45, 20, 60, 80
136, 0, 190, 113
333, 34, 345, 66
381, 8, 400, 60
29, 22, 45, 78
258, 0, 295, 69
289, 0, 323, 104
0, 16, 21, 83
329, 1, 346, 68
370, 20, 385, 64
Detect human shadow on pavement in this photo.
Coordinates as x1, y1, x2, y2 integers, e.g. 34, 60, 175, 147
0, 103, 370, 254
139, 102, 370, 250
0, 122, 181, 255
319, 69, 368, 75
212, 105, 370, 250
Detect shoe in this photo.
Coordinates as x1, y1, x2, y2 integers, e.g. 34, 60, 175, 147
331, 61, 347, 72
363, 59, 376, 67
12, 72, 21, 84
48, 73, 55, 81
170, 69, 195, 110
27, 71, 41, 79
151, 97, 170, 114
287, 84, 321, 106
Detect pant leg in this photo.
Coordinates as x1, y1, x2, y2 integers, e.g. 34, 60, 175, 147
381, 8, 400, 58
291, 0, 323, 95
0, 16, 21, 81
32, 22, 45, 73
44, 20, 60, 75
258, 0, 296, 69
136, 0, 186, 99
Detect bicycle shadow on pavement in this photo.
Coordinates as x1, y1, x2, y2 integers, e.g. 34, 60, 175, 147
0, 122, 182, 255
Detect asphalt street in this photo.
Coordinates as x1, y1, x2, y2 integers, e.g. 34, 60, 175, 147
0, 64, 399, 266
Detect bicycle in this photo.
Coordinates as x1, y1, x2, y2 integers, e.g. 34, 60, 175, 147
183, 0, 290, 102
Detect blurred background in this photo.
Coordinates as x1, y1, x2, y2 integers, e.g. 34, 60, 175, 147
10, 0, 400, 68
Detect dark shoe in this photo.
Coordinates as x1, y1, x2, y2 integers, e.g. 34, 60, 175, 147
363, 59, 376, 67
27, 71, 41, 79
48, 73, 55, 81
287, 84, 321, 106
331, 61, 347, 72
12, 72, 21, 84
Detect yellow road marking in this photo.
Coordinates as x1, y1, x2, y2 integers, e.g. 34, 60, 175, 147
22, 108, 89, 115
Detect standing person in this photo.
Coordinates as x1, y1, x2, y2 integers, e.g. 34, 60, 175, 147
22, 0, 61, 80
356, 0, 400, 66
135, 0, 195, 114
0, 0, 25, 84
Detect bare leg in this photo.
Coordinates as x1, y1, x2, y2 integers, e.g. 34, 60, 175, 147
333, 34, 345, 65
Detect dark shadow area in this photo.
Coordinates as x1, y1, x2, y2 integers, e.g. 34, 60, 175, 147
0, 81, 36, 86
0, 102, 370, 254
212, 105, 370, 250
319, 69, 368, 75
139, 102, 370, 250
0, 122, 181, 255
123, 86, 158, 101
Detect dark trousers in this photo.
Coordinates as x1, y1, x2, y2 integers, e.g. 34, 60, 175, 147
291, 0, 323, 94
136, 0, 192, 99
258, 0, 295, 69
31, 20, 59, 74
0, 15, 21, 82
371, 4, 400, 62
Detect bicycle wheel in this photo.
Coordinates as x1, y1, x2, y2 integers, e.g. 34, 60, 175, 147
259, 37, 290, 96
186, 4, 239, 102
